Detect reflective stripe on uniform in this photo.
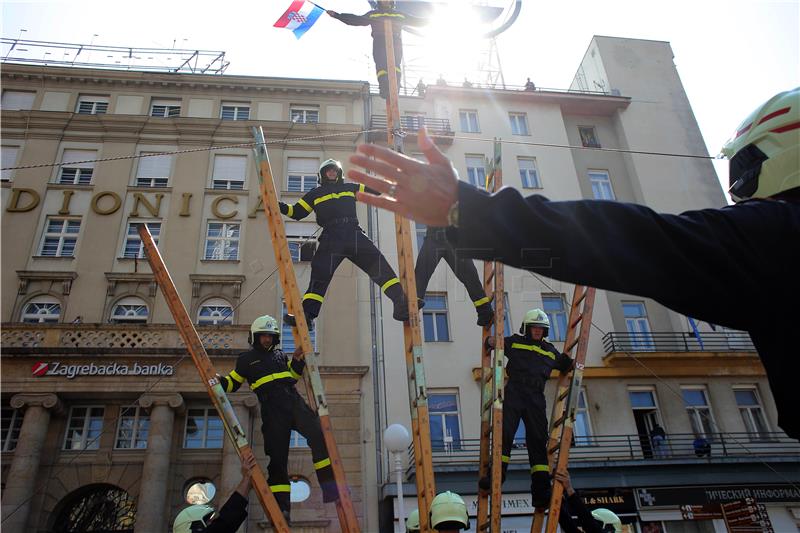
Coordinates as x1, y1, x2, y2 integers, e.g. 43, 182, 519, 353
298, 198, 313, 213
531, 464, 550, 473
314, 457, 332, 470
250, 371, 294, 390
230, 370, 245, 383
501, 455, 510, 463
288, 360, 302, 380
303, 293, 324, 303
368, 12, 405, 18
358, 183, 366, 193
473, 296, 490, 307
314, 191, 355, 206
377, 69, 388, 78
381, 277, 400, 292
270, 484, 291, 493
287, 204, 294, 217
510, 342, 556, 360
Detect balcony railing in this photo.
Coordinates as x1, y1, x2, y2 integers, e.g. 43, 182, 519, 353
367, 115, 454, 144
410, 432, 798, 474
603, 331, 756, 354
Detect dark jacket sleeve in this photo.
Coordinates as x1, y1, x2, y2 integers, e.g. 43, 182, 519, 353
554, 347, 573, 374
279, 190, 315, 221
329, 11, 371, 26
565, 491, 604, 533
351, 182, 380, 196
398, 11, 427, 27
447, 181, 799, 332
205, 491, 248, 533
221, 355, 247, 393
288, 356, 306, 380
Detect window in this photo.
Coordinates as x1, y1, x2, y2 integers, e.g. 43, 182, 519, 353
2, 90, 36, 110
623, 301, 654, 350
39, 217, 81, 257
429, 392, 462, 451
465, 155, 486, 188
111, 296, 149, 324
579, 126, 600, 148
204, 222, 240, 261
281, 302, 316, 352
422, 293, 450, 342
512, 421, 526, 447
150, 98, 181, 118
402, 112, 426, 131
290, 430, 308, 448
1, 146, 19, 181
76, 95, 109, 115
211, 154, 247, 190
628, 388, 662, 459
58, 149, 96, 185
509, 112, 529, 135
542, 294, 568, 342
285, 222, 317, 263
290, 106, 319, 124
287, 157, 318, 192
518, 157, 541, 189
198, 298, 233, 325
1, 407, 23, 452
63, 406, 104, 450
122, 221, 160, 259
734, 387, 771, 439
52, 485, 136, 532
135, 153, 172, 187
415, 223, 427, 253
574, 389, 594, 445
681, 387, 716, 439
290, 478, 312, 503
115, 406, 149, 449
184, 408, 224, 448
588, 170, 615, 200
21, 296, 61, 323
220, 102, 250, 121
459, 110, 480, 133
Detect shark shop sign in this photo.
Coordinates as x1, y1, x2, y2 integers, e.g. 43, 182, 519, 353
32, 361, 174, 379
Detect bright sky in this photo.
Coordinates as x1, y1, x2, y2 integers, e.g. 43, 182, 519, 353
3, 0, 799, 197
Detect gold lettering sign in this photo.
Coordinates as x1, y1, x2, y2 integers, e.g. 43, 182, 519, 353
90, 191, 122, 215
179, 193, 192, 217
211, 195, 238, 219
6, 188, 41, 212
248, 195, 263, 218
130, 192, 163, 217
58, 190, 75, 215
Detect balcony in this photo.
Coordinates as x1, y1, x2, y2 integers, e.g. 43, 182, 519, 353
411, 432, 799, 475
366, 115, 454, 145
603, 331, 756, 354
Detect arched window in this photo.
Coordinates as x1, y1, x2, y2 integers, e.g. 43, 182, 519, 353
197, 298, 233, 325
52, 483, 135, 532
21, 295, 61, 323
110, 296, 148, 324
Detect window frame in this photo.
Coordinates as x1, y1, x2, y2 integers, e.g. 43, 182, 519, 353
588, 169, 616, 200
21, 295, 62, 323
578, 126, 601, 148
204, 221, 241, 261
134, 152, 172, 188
63, 405, 105, 451
38, 217, 81, 257
733, 385, 772, 439
211, 154, 247, 190
1, 407, 24, 452
220, 102, 251, 121
680, 385, 717, 440
518, 156, 541, 189
76, 95, 109, 115
542, 294, 568, 342
122, 220, 161, 259
465, 154, 487, 189
58, 149, 97, 185
110, 296, 149, 324
285, 222, 317, 263
573, 388, 595, 446
150, 98, 181, 118
289, 106, 320, 124
509, 112, 530, 136
197, 297, 234, 326
114, 405, 150, 450
286, 157, 319, 193
422, 293, 451, 342
428, 391, 463, 452
622, 300, 654, 350
183, 407, 224, 449
1, 90, 36, 110
281, 301, 317, 352
1, 145, 20, 182
458, 109, 480, 133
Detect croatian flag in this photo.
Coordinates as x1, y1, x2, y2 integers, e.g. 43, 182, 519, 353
274, 1, 324, 39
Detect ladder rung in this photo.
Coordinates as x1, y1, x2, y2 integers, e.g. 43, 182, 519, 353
486, 269, 495, 284
569, 311, 583, 329
549, 443, 560, 455
558, 389, 570, 402
575, 287, 587, 305
564, 338, 579, 353
553, 414, 567, 427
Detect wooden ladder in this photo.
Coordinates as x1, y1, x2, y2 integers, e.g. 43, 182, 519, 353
530, 285, 596, 533
476, 139, 505, 532
250, 127, 360, 532
138, 224, 290, 532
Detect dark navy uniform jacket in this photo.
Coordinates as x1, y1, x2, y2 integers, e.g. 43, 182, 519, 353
328, 8, 426, 38
280, 182, 372, 228
502, 333, 572, 407
221, 345, 305, 402
448, 181, 800, 438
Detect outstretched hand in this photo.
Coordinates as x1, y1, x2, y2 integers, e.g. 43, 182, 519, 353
347, 126, 459, 226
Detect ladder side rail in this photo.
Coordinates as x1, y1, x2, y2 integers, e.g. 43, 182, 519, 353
137, 225, 289, 532
251, 129, 359, 532
475, 259, 494, 530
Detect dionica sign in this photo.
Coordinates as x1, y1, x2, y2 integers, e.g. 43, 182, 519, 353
32, 361, 174, 379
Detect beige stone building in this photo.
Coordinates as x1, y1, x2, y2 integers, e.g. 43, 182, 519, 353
2, 36, 799, 533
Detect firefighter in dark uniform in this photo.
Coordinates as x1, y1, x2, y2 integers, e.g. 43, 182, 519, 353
280, 158, 409, 328
478, 308, 573, 508
415, 226, 494, 326
327, 1, 427, 99
219, 315, 338, 522
344, 87, 800, 439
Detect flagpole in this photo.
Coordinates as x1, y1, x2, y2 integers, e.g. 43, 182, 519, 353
309, 1, 327, 10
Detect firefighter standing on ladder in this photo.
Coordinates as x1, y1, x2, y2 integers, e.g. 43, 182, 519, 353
479, 309, 573, 508
280, 159, 409, 328
326, 1, 426, 99
219, 315, 339, 522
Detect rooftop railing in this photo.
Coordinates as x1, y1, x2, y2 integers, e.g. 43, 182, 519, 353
602, 331, 756, 354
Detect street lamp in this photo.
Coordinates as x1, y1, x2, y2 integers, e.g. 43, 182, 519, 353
384, 423, 412, 532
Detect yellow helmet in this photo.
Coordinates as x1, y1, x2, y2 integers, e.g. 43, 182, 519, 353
429, 491, 469, 530
173, 504, 216, 533
721, 87, 799, 202
521, 308, 550, 335
249, 314, 279, 346
406, 508, 420, 532
319, 158, 344, 184
591, 508, 622, 532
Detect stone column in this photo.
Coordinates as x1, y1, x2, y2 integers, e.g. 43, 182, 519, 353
1, 393, 63, 533
220, 396, 259, 501
134, 393, 183, 533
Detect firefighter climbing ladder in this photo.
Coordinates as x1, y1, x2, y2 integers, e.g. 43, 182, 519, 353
137, 224, 290, 533
476, 139, 506, 532
530, 284, 596, 533
250, 126, 361, 533
383, 20, 438, 533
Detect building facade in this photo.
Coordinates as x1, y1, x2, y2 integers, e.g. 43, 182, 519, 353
2, 36, 798, 533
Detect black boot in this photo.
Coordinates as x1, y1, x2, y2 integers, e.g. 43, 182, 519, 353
476, 302, 494, 327
284, 312, 314, 331
531, 471, 552, 508
393, 295, 410, 322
